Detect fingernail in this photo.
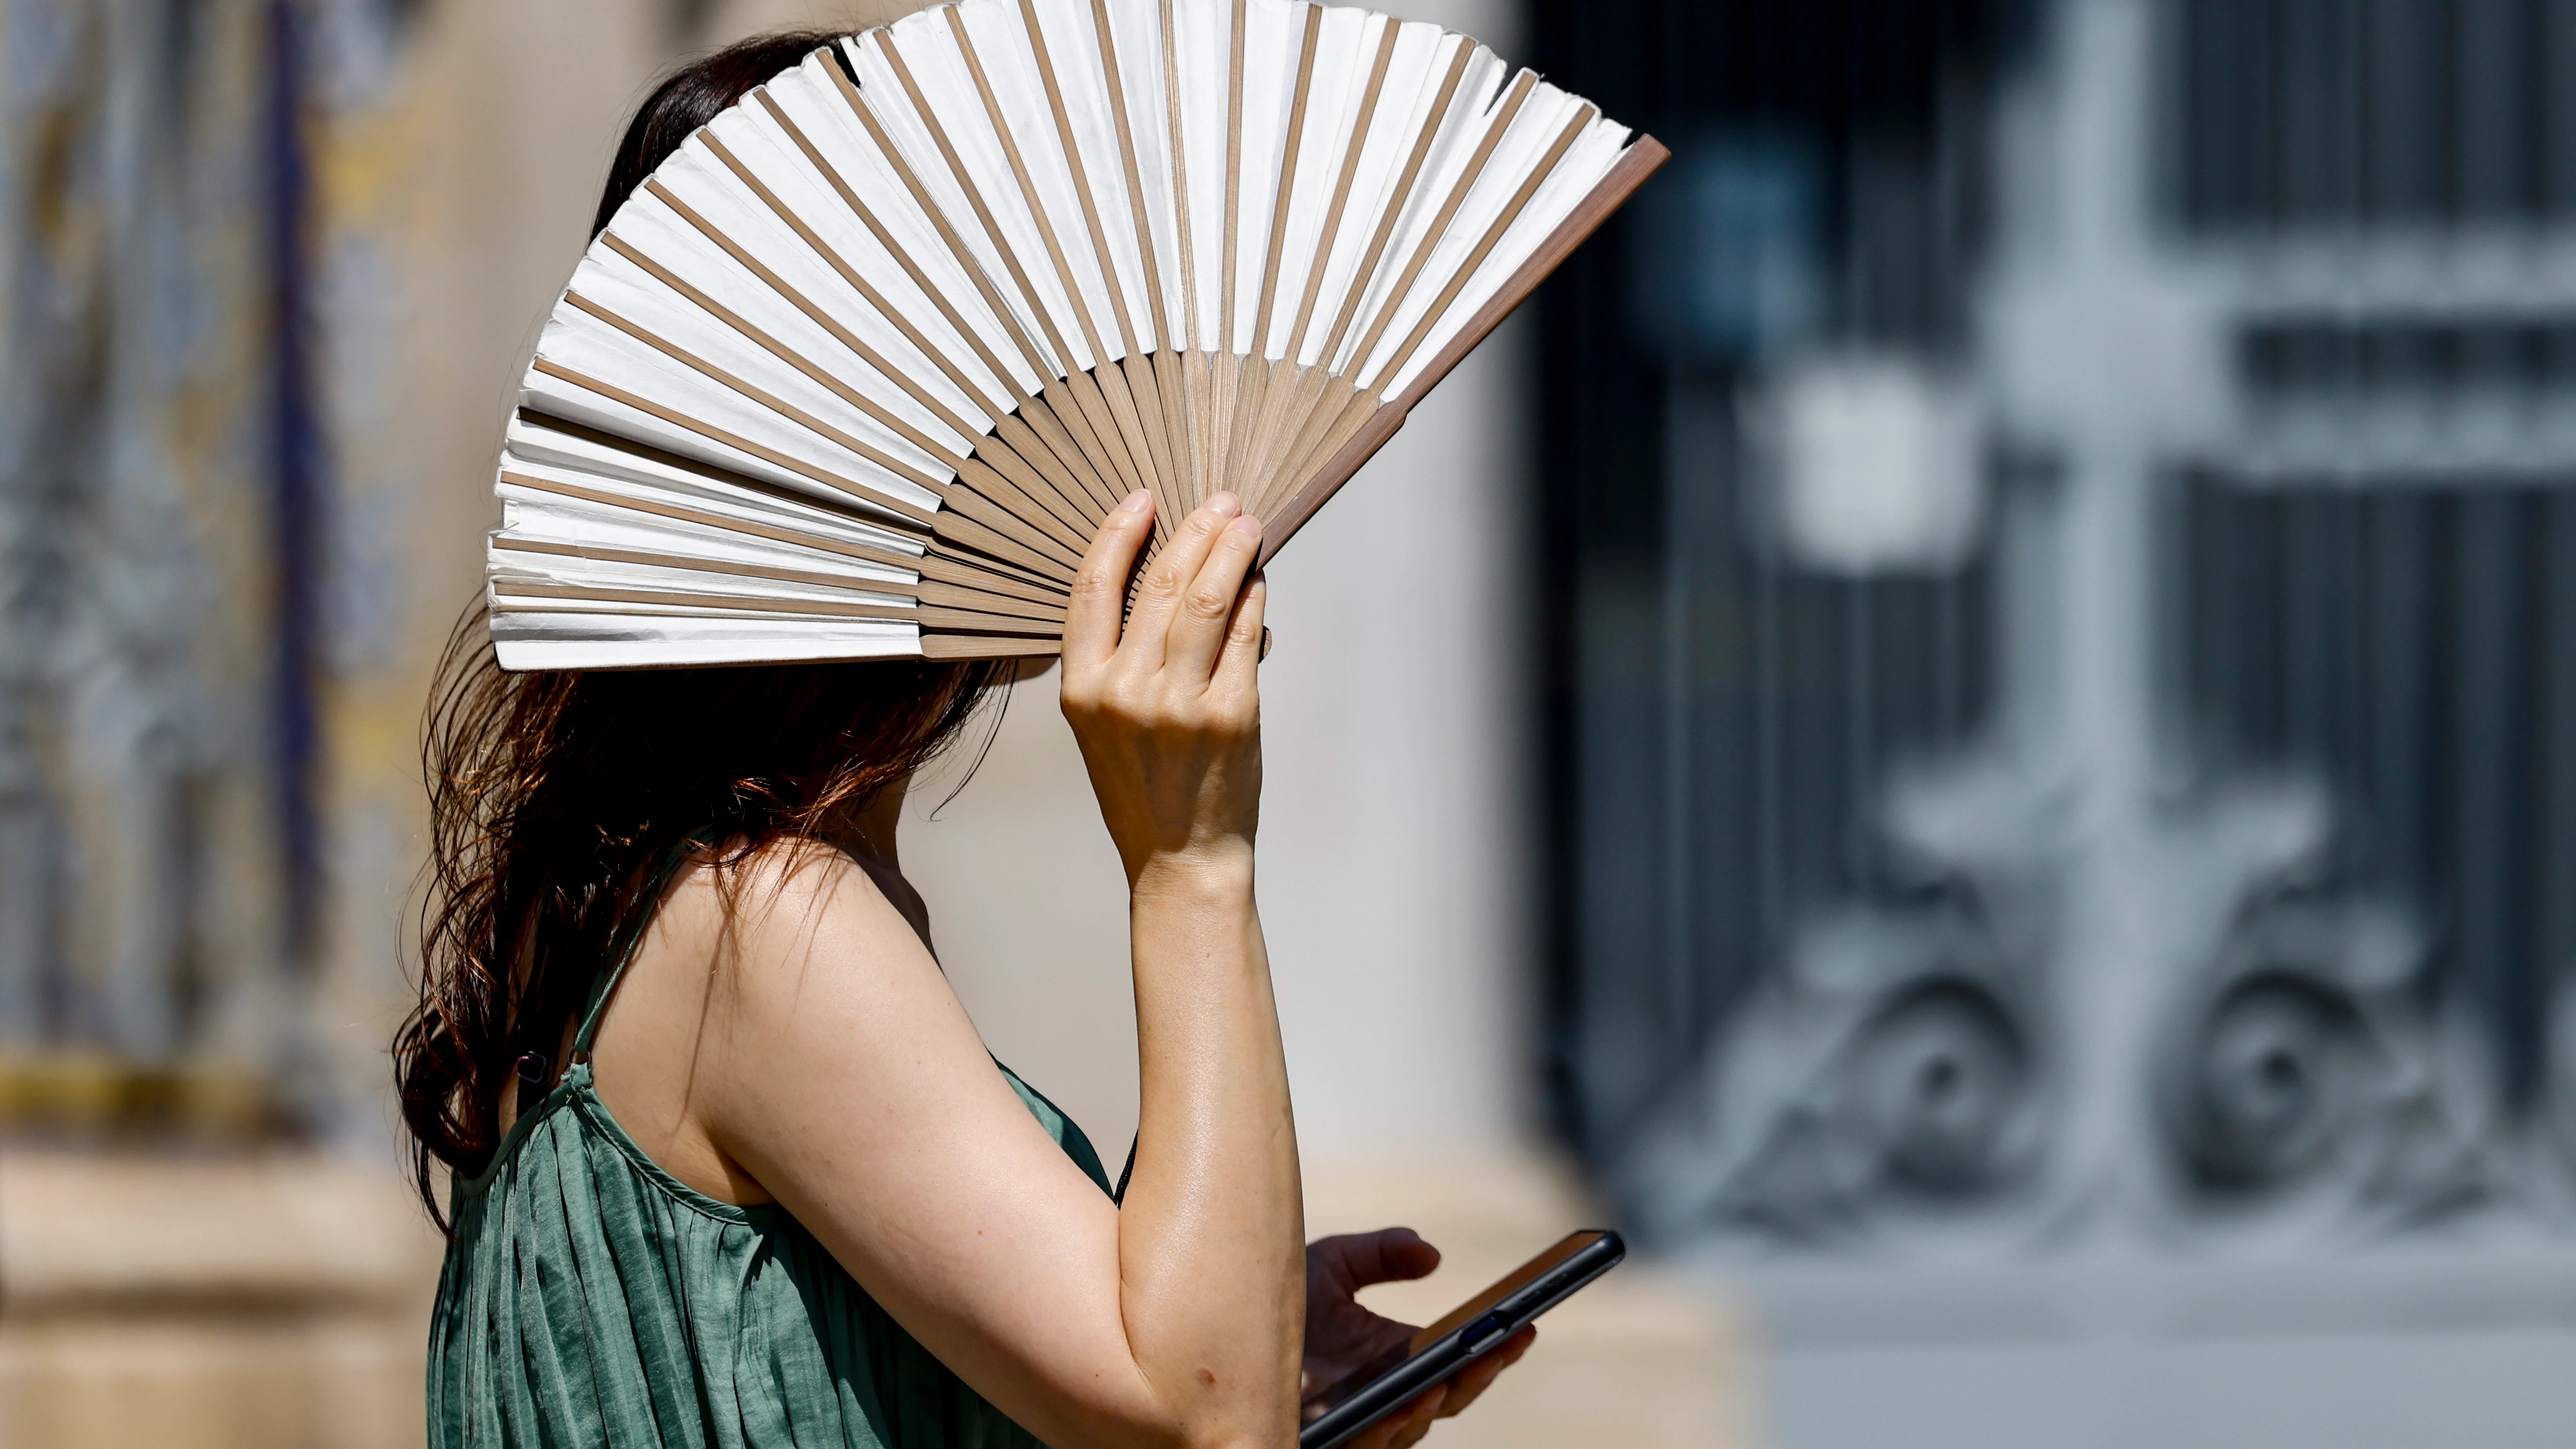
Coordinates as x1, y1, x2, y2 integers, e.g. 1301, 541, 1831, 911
1228, 512, 1262, 537
1204, 491, 1241, 516
1120, 490, 1151, 514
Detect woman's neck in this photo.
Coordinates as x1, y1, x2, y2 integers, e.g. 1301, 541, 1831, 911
821, 780, 936, 957
833, 780, 907, 871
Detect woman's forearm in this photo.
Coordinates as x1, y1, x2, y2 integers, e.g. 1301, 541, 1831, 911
1057, 489, 1293, 1447
1117, 856, 1303, 1449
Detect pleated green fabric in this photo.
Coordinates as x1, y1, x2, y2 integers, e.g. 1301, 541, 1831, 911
428, 861, 1110, 1449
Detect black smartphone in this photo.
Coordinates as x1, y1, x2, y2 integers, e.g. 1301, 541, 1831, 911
1297, 1229, 1627, 1449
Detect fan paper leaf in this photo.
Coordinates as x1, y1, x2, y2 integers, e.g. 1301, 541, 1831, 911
490, 0, 1664, 668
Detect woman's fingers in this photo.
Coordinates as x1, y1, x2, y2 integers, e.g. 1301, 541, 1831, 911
1063, 490, 1155, 668
1432, 1325, 1535, 1419
1354, 1383, 1448, 1449
1387, 1384, 1449, 1449
1120, 493, 1241, 668
1320, 1228, 1440, 1289
1212, 573, 1267, 700
1164, 512, 1262, 683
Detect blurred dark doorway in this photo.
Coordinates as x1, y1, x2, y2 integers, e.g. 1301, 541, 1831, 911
1528, 0, 2037, 1179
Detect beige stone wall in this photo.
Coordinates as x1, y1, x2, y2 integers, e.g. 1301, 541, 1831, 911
0, 1152, 443, 1449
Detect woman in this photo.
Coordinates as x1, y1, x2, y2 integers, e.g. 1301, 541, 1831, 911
399, 31, 1531, 1449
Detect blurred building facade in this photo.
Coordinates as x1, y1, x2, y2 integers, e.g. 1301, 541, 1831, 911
40, 0, 2576, 1443
1540, 0, 2576, 1443
0, 0, 951, 1130
0, 0, 303, 1122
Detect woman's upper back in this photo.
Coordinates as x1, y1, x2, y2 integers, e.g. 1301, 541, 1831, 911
429, 843, 1114, 1449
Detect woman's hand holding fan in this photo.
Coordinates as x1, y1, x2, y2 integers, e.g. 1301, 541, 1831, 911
1060, 488, 1267, 888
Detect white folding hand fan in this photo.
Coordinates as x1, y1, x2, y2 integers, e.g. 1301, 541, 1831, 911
488, 0, 1665, 668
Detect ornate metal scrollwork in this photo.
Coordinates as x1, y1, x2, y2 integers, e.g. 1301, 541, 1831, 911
2171, 971, 2364, 1193
1621, 901, 2044, 1246
2154, 898, 2489, 1229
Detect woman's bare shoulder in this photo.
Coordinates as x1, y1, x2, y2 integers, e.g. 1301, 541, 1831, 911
649, 836, 939, 1014
593, 834, 959, 1205
659, 836, 886, 935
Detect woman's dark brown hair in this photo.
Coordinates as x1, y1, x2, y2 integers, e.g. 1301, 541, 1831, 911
395, 29, 1012, 1228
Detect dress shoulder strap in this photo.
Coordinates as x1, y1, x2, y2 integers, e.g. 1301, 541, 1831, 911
572, 834, 706, 1058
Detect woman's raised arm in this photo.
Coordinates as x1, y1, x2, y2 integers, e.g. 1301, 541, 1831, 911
627, 489, 1298, 1449
1061, 488, 1300, 1447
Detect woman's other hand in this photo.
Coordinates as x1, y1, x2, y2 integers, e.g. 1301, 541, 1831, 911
1061, 490, 1267, 888
1301, 1229, 1538, 1449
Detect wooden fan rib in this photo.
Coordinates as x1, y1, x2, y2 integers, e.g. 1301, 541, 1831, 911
854, 36, 1133, 508
914, 548, 1066, 600
493, 581, 918, 621
1015, 0, 1186, 520
1317, 41, 1476, 369
1247, 23, 1399, 511
493, 535, 924, 597
1182, 350, 1216, 518
677, 139, 990, 437
1120, 353, 1179, 509
1159, 0, 1200, 353
1220, 0, 1248, 354
1088, 0, 1173, 350
943, 475, 1089, 569
1041, 374, 1136, 507
509, 410, 922, 544
1249, 5, 1324, 366
1221, 353, 1273, 491
499, 467, 923, 571
913, 605, 1062, 636
1247, 363, 1348, 518
563, 292, 950, 504
1215, 0, 1248, 479
921, 632, 1062, 660
945, 12, 1127, 394
1151, 348, 1196, 515
1239, 358, 1315, 508
827, 45, 1059, 388
1082, 4, 1188, 520
1019, 8, 1186, 526
931, 504, 1082, 584
1273, 381, 1379, 506
877, 33, 1085, 382
955, 456, 1094, 556
970, 429, 1101, 539
1015, 0, 1140, 359
1029, 382, 1134, 514
993, 409, 1114, 518
530, 355, 938, 532
1342, 71, 1537, 385
1211, 352, 1247, 499
1260, 135, 1671, 564
603, 227, 968, 471
1285, 20, 1400, 362
1157, 1, 1205, 530
916, 579, 1066, 622
1090, 360, 1169, 508
758, 86, 1022, 418
1367, 105, 1598, 396
1220, 6, 1323, 500
1236, 362, 1319, 514
996, 397, 1107, 511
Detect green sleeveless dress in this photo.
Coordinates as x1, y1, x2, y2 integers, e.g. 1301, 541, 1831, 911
427, 864, 1113, 1449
